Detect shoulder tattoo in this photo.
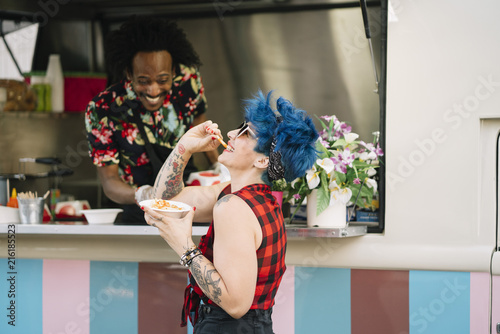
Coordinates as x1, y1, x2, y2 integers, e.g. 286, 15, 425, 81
215, 194, 234, 208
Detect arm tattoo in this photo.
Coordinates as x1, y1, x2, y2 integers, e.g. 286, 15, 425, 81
155, 144, 187, 199
215, 194, 233, 208
190, 256, 222, 304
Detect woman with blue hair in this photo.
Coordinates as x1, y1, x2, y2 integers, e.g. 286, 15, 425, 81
143, 91, 318, 333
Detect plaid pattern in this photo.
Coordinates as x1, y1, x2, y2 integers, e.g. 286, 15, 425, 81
181, 184, 287, 327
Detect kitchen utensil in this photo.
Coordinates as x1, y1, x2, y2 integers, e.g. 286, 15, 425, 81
19, 157, 62, 165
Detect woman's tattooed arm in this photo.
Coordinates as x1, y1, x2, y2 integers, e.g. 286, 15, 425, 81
189, 256, 222, 304
154, 143, 187, 199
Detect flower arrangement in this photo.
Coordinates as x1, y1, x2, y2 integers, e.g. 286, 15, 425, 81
271, 178, 288, 192
284, 115, 383, 218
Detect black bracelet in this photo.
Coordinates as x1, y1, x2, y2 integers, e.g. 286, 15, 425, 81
186, 252, 203, 267
179, 247, 202, 267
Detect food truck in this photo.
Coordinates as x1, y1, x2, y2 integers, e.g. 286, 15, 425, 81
1, 0, 499, 333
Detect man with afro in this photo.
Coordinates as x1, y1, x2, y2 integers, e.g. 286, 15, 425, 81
85, 17, 218, 224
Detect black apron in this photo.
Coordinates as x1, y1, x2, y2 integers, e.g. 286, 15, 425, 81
118, 112, 196, 225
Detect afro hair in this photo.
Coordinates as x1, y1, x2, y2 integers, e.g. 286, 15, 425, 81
244, 91, 319, 185
104, 16, 201, 83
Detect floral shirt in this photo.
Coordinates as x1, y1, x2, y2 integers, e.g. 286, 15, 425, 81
85, 64, 206, 187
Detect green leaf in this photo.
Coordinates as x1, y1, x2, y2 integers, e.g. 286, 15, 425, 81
315, 115, 328, 130
316, 187, 330, 216
289, 196, 306, 222
352, 160, 372, 169
331, 139, 346, 147
346, 168, 357, 181
315, 141, 329, 155
349, 184, 374, 208
334, 171, 346, 183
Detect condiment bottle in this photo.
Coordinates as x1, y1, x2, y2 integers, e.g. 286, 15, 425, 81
6, 188, 18, 208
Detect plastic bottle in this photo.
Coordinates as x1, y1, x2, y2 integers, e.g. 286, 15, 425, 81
6, 188, 18, 208
31, 75, 47, 112
45, 54, 64, 113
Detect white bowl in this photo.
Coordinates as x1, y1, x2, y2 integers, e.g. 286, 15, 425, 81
0, 206, 20, 224
81, 209, 123, 225
139, 199, 192, 218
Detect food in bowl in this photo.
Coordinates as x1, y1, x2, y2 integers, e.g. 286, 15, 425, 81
139, 199, 192, 218
81, 209, 123, 225
151, 199, 183, 210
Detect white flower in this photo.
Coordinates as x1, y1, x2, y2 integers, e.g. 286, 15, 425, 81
328, 179, 341, 191
306, 166, 320, 189
290, 177, 301, 189
330, 187, 352, 206
359, 151, 377, 161
366, 178, 378, 194
316, 158, 334, 175
367, 168, 377, 177
344, 132, 359, 144
328, 180, 352, 205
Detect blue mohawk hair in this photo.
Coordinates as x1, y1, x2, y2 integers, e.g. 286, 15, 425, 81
244, 90, 319, 185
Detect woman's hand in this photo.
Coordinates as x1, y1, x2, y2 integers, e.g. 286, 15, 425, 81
180, 120, 223, 155
143, 206, 197, 257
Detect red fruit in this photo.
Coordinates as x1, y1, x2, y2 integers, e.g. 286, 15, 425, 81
58, 204, 76, 216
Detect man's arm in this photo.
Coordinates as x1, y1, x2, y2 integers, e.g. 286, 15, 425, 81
97, 165, 135, 204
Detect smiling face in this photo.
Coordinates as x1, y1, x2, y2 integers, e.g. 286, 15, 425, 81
127, 51, 175, 111
219, 122, 266, 171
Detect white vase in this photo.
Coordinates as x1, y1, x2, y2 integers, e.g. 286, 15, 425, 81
306, 189, 347, 228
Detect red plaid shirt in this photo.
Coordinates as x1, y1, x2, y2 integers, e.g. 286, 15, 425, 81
181, 184, 287, 327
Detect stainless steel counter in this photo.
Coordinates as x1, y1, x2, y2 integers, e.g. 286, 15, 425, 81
0, 223, 208, 236
0, 223, 367, 238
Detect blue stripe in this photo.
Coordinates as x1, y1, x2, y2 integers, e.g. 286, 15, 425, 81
0, 258, 43, 334
89, 261, 138, 334
295, 267, 351, 334
409, 270, 470, 334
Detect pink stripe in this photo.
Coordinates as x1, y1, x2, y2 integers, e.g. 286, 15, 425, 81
43, 259, 90, 334
491, 275, 500, 333
272, 266, 295, 334
470, 272, 490, 333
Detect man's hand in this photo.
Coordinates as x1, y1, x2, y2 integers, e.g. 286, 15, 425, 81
135, 185, 154, 204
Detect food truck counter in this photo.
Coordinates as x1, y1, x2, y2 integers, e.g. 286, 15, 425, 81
0, 223, 491, 273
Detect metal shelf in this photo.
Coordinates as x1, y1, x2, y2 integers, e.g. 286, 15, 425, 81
0, 111, 82, 119
285, 224, 367, 238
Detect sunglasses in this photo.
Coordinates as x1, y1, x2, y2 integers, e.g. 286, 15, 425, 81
235, 121, 257, 139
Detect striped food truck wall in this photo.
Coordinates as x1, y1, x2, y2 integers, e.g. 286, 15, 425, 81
0, 259, 490, 334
